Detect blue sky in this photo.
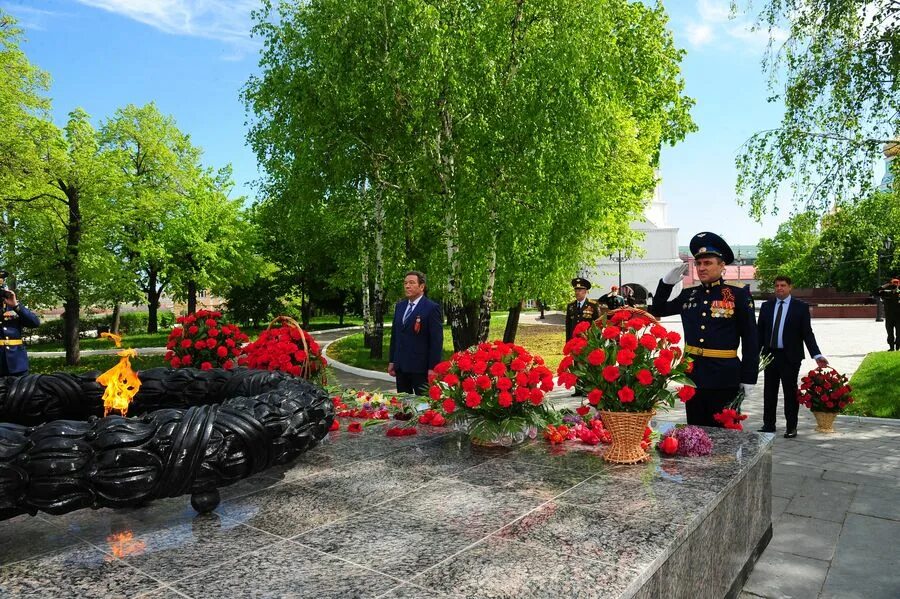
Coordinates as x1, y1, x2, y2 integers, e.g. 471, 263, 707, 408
3, 0, 854, 244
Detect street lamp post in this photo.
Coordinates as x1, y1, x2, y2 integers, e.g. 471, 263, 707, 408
609, 250, 630, 290
876, 236, 894, 322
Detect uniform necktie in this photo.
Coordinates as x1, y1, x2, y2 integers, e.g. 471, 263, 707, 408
771, 301, 784, 348
578, 301, 584, 309
403, 302, 416, 324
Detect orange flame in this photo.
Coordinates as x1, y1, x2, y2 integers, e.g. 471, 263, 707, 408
105, 531, 146, 560
97, 348, 141, 417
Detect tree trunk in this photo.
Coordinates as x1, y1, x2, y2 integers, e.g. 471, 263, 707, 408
503, 300, 523, 343
538, 300, 545, 320
111, 303, 121, 334
476, 209, 498, 343
361, 194, 373, 349
62, 184, 81, 365
187, 280, 197, 314
369, 177, 386, 360
147, 269, 160, 334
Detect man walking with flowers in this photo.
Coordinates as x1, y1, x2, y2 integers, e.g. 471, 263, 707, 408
650, 232, 759, 427
388, 271, 444, 395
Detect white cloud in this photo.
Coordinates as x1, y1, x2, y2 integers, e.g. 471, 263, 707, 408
75, 0, 259, 51
682, 0, 788, 52
1, 3, 71, 31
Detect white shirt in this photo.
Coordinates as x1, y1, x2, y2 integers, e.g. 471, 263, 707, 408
773, 295, 824, 360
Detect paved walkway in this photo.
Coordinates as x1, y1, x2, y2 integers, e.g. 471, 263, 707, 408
324, 317, 900, 599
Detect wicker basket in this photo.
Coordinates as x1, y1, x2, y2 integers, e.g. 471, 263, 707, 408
812, 410, 837, 433
599, 410, 655, 464
266, 315, 319, 383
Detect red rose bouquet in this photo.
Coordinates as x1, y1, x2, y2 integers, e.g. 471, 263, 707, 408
164, 310, 247, 370
556, 309, 695, 413
428, 340, 555, 445
239, 316, 327, 384
797, 367, 853, 413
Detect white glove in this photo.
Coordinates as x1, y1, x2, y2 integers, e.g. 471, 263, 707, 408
662, 263, 688, 285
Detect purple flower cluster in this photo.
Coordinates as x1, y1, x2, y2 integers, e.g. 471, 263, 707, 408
665, 425, 713, 457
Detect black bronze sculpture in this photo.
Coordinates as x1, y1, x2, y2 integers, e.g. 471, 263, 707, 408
0, 368, 333, 520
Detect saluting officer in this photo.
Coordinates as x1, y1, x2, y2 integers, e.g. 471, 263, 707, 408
874, 278, 900, 350
0, 271, 40, 377
565, 278, 602, 341
649, 233, 760, 427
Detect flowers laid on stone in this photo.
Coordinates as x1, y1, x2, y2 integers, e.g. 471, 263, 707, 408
656, 425, 713, 457
797, 367, 853, 413
544, 417, 613, 446
428, 340, 555, 445
240, 317, 327, 384
327, 389, 444, 435
557, 310, 695, 414
164, 310, 248, 370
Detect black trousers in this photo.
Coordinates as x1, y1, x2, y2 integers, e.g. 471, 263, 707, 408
395, 370, 428, 396
762, 349, 801, 431
885, 314, 899, 350
686, 386, 739, 427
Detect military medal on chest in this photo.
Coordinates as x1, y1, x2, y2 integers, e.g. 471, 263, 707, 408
711, 287, 735, 318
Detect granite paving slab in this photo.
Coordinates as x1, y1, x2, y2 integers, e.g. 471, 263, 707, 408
785, 478, 857, 523
451, 456, 595, 500
0, 514, 80, 565
410, 536, 638, 598
556, 474, 720, 526
494, 500, 685, 571
0, 542, 162, 598
379, 433, 501, 477
392, 478, 545, 539
294, 459, 435, 506
172, 539, 402, 598
847, 483, 900, 521
215, 481, 368, 538
820, 513, 900, 599
293, 509, 475, 580
767, 513, 843, 561
743, 549, 829, 599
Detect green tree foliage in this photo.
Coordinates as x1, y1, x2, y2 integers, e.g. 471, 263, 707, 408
736, 0, 900, 216
755, 211, 821, 291
244, 0, 694, 349
756, 192, 900, 292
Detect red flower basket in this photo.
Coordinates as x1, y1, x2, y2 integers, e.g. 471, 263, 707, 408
797, 366, 853, 433
164, 310, 248, 370
428, 340, 555, 446
239, 316, 327, 385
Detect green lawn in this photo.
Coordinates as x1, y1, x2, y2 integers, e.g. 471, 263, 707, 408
845, 351, 900, 419
327, 320, 566, 372
28, 354, 170, 375
26, 315, 364, 352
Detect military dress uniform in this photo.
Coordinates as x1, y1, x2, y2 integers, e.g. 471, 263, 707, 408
874, 280, 900, 350
0, 302, 40, 376
650, 233, 760, 427
565, 278, 602, 341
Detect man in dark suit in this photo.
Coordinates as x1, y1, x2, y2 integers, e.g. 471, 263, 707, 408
388, 270, 443, 395
873, 278, 900, 350
757, 275, 828, 438
0, 272, 41, 376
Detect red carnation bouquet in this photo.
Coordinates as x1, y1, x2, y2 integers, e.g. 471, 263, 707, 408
797, 367, 853, 413
239, 316, 327, 385
164, 310, 248, 370
428, 340, 555, 444
556, 309, 695, 413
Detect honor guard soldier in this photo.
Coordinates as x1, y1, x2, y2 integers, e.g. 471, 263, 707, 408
600, 286, 626, 311
874, 278, 900, 350
0, 271, 40, 377
649, 233, 759, 427
565, 278, 602, 341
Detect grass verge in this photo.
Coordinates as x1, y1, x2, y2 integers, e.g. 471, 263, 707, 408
845, 351, 900, 419
327, 323, 566, 372
29, 354, 169, 375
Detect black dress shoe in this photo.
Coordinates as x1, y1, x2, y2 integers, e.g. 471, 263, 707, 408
757, 427, 775, 433
784, 430, 797, 438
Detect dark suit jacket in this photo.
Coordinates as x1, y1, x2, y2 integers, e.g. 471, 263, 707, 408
1, 303, 41, 375
757, 297, 821, 364
388, 295, 443, 373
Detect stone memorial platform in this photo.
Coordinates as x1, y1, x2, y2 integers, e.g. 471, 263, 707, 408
0, 420, 772, 598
